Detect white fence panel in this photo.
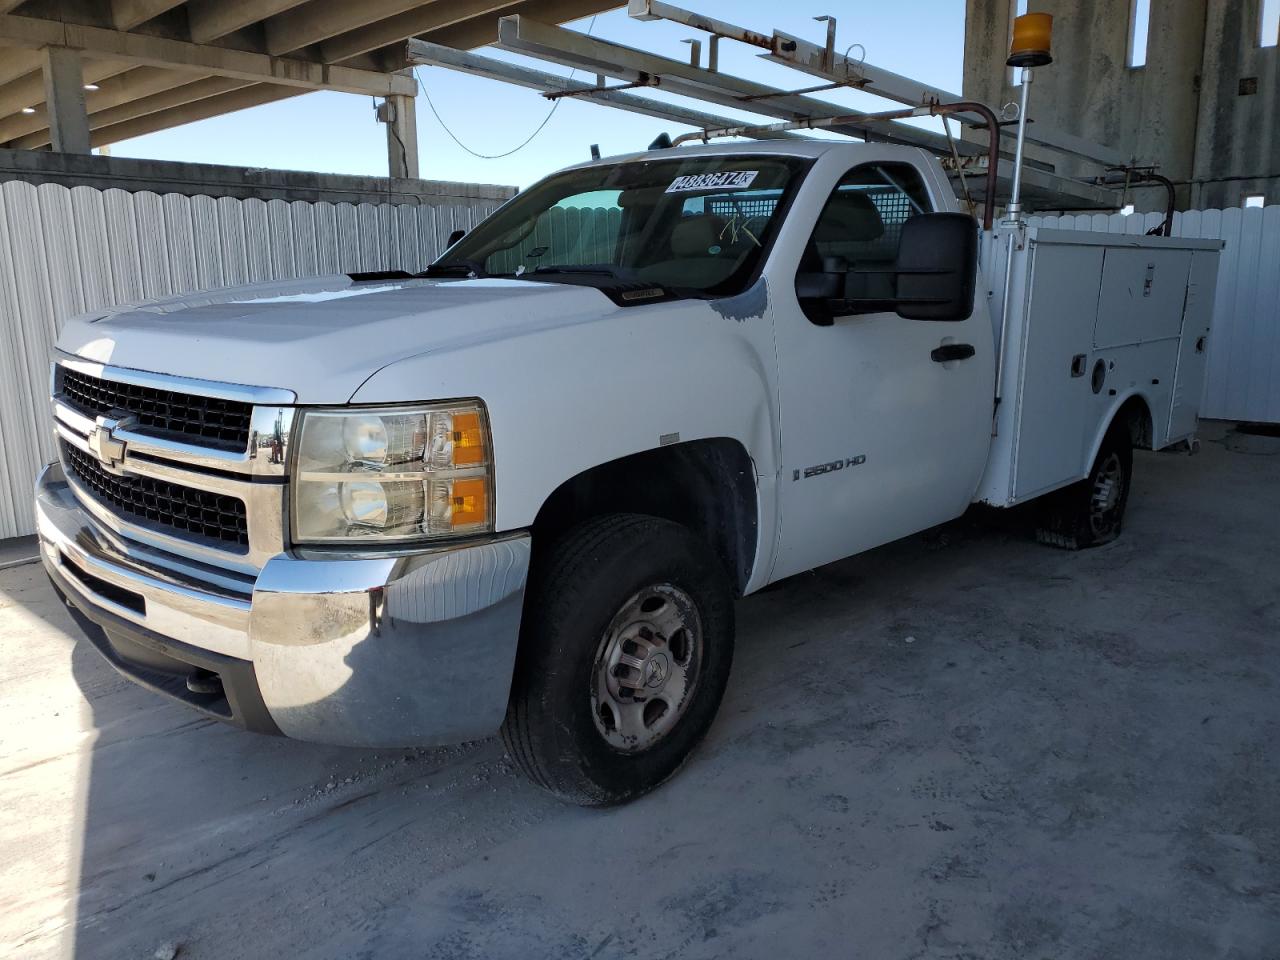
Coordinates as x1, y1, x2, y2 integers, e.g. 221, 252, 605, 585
1029, 206, 1280, 424
0, 181, 505, 539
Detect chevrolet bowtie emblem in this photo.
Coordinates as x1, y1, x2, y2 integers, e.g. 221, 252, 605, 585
87, 415, 130, 473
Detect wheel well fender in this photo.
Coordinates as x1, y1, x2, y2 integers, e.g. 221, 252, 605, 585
530, 438, 758, 595
1087, 392, 1155, 468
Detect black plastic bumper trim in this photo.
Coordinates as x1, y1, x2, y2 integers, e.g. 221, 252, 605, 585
47, 561, 281, 736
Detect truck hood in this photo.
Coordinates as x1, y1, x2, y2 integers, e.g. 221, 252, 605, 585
58, 275, 614, 403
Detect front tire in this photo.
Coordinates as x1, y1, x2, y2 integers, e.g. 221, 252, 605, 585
1036, 423, 1133, 549
501, 514, 734, 806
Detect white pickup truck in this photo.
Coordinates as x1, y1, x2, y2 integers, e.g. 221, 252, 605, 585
35, 140, 1219, 804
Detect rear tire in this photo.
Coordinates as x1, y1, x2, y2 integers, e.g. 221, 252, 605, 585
1036, 424, 1133, 550
502, 513, 735, 806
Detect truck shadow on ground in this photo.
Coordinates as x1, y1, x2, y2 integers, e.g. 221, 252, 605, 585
44, 440, 1280, 959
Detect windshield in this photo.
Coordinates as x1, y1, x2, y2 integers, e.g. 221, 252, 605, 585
428, 154, 811, 297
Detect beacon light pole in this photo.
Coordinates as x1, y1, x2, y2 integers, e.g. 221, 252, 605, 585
1004, 12, 1054, 223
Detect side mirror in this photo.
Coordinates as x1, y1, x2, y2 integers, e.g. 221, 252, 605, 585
893, 212, 977, 322
445, 228, 466, 248
795, 255, 849, 300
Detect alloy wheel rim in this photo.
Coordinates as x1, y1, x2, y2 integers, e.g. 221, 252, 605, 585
590, 584, 702, 752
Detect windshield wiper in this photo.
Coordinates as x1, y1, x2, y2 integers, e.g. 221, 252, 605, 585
423, 258, 489, 278
525, 265, 680, 304
530, 265, 620, 278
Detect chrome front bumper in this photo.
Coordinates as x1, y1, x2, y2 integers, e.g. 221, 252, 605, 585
35, 462, 530, 747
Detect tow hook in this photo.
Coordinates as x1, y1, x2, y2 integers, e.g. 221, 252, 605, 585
186, 669, 223, 695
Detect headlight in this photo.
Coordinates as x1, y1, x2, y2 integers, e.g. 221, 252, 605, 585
290, 401, 493, 544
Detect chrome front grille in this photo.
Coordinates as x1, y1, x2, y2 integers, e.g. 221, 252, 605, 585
63, 443, 249, 547
60, 366, 253, 452
51, 357, 295, 573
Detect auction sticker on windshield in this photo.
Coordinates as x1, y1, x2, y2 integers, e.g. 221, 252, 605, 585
665, 171, 759, 193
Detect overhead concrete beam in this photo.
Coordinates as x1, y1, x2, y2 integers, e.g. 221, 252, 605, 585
186, 0, 311, 44
42, 46, 90, 153
111, 0, 186, 31
0, 60, 133, 117
0, 14, 417, 97
91, 82, 306, 146
319, 0, 518, 64
9, 75, 251, 148
82, 76, 252, 131
264, 0, 424, 56
396, 0, 626, 62
0, 46, 39, 87
0, 66, 214, 143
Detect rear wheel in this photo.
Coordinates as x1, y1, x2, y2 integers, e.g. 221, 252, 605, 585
502, 514, 734, 806
1036, 424, 1133, 549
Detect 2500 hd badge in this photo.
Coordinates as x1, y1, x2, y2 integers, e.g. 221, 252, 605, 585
792, 455, 867, 481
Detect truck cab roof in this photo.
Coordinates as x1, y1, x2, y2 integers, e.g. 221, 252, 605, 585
564, 139, 939, 173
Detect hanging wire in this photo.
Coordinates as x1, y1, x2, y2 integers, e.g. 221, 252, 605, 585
416, 76, 563, 160
414, 14, 599, 160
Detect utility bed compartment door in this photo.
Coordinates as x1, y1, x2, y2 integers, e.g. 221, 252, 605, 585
1167, 250, 1217, 443
1094, 248, 1192, 349
1011, 244, 1103, 500
979, 228, 1222, 510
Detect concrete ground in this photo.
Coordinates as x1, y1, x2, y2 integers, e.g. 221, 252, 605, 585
1, 424, 1277, 960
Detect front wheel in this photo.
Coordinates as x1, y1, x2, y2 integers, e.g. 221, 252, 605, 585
501, 514, 735, 806
1036, 424, 1133, 549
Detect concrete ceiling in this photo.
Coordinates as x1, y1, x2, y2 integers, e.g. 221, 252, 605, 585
0, 0, 620, 149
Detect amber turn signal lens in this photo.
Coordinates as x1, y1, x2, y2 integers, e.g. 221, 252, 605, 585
1008, 12, 1053, 68
450, 477, 489, 529
451, 411, 486, 466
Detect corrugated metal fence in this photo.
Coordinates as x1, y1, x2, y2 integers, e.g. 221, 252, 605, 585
0, 180, 507, 539
1029, 206, 1280, 426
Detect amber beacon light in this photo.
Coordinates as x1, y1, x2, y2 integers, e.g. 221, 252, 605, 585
1007, 12, 1053, 67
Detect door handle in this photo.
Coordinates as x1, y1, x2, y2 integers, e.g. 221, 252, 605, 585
931, 343, 975, 363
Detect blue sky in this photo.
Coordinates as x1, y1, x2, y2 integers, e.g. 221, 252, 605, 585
108, 1, 968, 189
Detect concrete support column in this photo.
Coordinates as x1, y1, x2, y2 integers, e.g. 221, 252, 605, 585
41, 46, 91, 155
384, 94, 419, 179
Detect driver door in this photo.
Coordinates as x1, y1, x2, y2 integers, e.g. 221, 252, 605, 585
770, 161, 993, 581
